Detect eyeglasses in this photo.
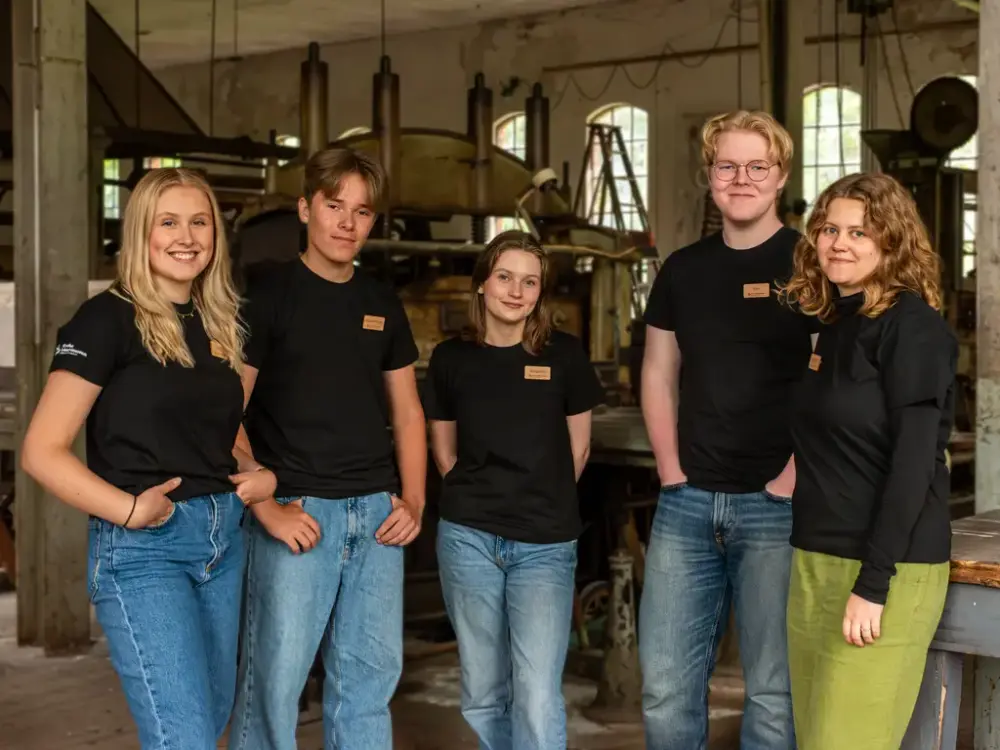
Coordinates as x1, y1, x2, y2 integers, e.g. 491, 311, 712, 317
712, 160, 775, 182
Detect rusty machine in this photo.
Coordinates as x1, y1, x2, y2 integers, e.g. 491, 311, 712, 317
233, 44, 657, 384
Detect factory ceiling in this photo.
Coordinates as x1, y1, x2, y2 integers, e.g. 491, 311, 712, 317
91, 0, 622, 70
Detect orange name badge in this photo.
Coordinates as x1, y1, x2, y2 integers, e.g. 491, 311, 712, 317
809, 353, 822, 371
362, 315, 386, 332
209, 340, 225, 359
524, 365, 551, 381
743, 282, 770, 299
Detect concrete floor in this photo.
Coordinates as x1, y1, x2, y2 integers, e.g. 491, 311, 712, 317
0, 592, 977, 749
0, 592, 746, 749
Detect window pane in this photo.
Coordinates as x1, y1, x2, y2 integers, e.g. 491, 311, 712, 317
802, 166, 817, 204
841, 91, 862, 125
818, 164, 843, 192
634, 110, 648, 139
817, 126, 843, 166
842, 126, 862, 165
803, 128, 817, 165
514, 115, 525, 150
803, 92, 819, 127
631, 140, 648, 175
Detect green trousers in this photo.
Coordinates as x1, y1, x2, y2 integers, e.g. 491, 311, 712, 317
786, 548, 949, 749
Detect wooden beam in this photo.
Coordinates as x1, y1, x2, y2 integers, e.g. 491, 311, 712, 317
13, 0, 92, 653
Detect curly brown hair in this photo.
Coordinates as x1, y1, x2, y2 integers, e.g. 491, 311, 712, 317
780, 172, 942, 322
465, 230, 554, 355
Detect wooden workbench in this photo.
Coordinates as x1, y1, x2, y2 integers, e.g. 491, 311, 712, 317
902, 510, 1000, 749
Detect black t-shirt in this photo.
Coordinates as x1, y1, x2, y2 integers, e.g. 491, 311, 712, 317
790, 291, 958, 604
422, 331, 605, 544
643, 227, 815, 493
49, 290, 244, 502
242, 260, 419, 500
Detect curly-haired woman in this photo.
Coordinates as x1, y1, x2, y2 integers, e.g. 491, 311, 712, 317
780, 172, 958, 749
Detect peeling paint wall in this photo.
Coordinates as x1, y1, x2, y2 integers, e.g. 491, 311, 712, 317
153, 0, 978, 253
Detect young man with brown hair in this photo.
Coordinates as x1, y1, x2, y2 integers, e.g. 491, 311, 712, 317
639, 111, 814, 749
229, 147, 426, 750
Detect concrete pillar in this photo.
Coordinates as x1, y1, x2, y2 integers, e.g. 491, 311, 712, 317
977, 0, 1000, 518
12, 0, 92, 653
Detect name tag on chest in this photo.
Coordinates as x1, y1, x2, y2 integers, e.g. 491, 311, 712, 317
524, 365, 551, 381
210, 340, 225, 359
362, 315, 385, 331
743, 283, 770, 299
809, 353, 822, 371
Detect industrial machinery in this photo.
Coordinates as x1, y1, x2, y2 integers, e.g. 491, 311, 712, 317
233, 44, 657, 382
861, 74, 978, 497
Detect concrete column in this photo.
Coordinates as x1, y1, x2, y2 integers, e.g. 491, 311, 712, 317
12, 0, 92, 653
977, 0, 1000, 518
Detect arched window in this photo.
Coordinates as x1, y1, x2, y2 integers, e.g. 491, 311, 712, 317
488, 112, 527, 239
946, 75, 978, 278
585, 104, 649, 232
802, 85, 862, 213
495, 112, 526, 161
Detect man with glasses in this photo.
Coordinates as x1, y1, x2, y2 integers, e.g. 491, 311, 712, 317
638, 110, 815, 750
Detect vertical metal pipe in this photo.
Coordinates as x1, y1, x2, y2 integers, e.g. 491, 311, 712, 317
525, 82, 550, 214
300, 42, 329, 159
372, 55, 400, 237
467, 72, 493, 218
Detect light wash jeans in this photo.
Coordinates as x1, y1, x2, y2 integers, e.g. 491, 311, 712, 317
88, 492, 246, 750
638, 483, 796, 750
436, 519, 578, 750
228, 492, 403, 750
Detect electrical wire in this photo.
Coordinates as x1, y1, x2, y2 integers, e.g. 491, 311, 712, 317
551, 7, 742, 110
873, 14, 905, 128
888, 1, 916, 97
834, 0, 844, 172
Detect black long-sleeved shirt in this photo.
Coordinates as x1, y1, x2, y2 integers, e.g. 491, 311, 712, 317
789, 290, 958, 605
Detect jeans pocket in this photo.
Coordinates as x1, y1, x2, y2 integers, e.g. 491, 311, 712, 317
141, 502, 179, 531
661, 482, 688, 494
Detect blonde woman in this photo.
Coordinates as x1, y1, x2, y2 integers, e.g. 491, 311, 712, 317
781, 172, 957, 748
21, 168, 277, 749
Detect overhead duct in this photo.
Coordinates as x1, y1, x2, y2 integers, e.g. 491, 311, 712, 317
0, 0, 204, 137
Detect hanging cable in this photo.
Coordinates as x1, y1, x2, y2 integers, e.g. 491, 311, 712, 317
381, 0, 386, 58
889, 2, 915, 97
873, 14, 904, 127
209, 0, 218, 136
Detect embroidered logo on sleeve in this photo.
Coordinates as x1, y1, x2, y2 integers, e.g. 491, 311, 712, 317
54, 343, 87, 358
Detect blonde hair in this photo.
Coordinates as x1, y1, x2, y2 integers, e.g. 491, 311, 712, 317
465, 230, 554, 356
701, 110, 794, 175
780, 172, 942, 321
114, 168, 245, 370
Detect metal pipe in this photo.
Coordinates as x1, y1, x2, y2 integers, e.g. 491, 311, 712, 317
467, 72, 493, 215
300, 42, 329, 159
525, 83, 551, 214
373, 55, 401, 238
541, 18, 977, 75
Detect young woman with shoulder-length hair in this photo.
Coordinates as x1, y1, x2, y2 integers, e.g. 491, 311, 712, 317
21, 168, 277, 749
423, 230, 604, 749
780, 172, 958, 749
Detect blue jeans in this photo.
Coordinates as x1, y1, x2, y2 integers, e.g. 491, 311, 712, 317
88, 492, 246, 750
638, 484, 795, 750
436, 519, 578, 750
229, 492, 403, 750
